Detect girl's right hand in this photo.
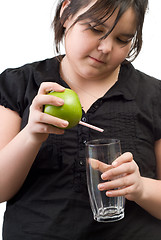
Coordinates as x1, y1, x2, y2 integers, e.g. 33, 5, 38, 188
25, 82, 69, 143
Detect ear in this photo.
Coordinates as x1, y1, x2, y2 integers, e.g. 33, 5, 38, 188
60, 0, 71, 18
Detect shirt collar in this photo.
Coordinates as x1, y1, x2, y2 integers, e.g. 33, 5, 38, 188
35, 57, 138, 101
104, 61, 139, 101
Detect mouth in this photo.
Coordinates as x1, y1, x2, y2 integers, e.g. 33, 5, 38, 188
89, 56, 106, 64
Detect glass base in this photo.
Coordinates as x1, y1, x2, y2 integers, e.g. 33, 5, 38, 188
94, 207, 124, 223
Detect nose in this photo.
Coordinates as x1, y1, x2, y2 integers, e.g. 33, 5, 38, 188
97, 37, 113, 54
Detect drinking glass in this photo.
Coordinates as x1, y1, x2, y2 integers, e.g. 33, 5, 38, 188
85, 138, 125, 222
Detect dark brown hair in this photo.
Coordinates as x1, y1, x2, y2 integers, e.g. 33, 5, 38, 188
52, 0, 148, 61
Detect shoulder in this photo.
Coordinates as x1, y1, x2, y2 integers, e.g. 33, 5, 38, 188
118, 61, 161, 101
122, 61, 160, 83
0, 56, 60, 86
0, 56, 61, 116
122, 61, 161, 95
0, 56, 59, 73
136, 68, 160, 87
135, 67, 161, 104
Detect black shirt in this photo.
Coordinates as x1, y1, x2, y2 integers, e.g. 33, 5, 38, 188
1, 57, 161, 240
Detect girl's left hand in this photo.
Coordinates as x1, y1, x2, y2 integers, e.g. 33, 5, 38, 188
98, 152, 144, 202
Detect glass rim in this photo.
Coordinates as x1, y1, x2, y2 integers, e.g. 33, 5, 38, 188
85, 138, 120, 147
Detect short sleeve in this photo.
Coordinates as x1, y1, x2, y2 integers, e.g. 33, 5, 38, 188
0, 58, 61, 119
0, 66, 33, 117
153, 80, 161, 140
0, 68, 28, 116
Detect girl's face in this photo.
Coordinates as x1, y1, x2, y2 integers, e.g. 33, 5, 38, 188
62, 1, 137, 80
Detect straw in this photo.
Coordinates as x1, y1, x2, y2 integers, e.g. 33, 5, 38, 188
79, 121, 104, 132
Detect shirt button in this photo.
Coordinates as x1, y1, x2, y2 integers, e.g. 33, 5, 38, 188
79, 160, 84, 166
82, 117, 86, 122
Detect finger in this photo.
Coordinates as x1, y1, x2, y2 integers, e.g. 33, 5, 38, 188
32, 122, 65, 135
89, 158, 112, 173
31, 94, 64, 111
38, 82, 65, 95
98, 174, 133, 191
112, 152, 133, 167
38, 111, 69, 129
101, 160, 136, 180
105, 185, 134, 198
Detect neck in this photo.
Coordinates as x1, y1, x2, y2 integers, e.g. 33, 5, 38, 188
60, 57, 120, 112
60, 56, 120, 89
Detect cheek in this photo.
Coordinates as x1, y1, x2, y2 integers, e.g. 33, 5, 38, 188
65, 37, 93, 59
65, 27, 96, 56
113, 45, 131, 63
65, 38, 85, 59
123, 43, 132, 58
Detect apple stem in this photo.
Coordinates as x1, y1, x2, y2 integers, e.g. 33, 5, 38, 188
79, 121, 104, 132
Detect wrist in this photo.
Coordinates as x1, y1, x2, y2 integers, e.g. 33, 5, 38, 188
22, 125, 49, 146
134, 177, 156, 205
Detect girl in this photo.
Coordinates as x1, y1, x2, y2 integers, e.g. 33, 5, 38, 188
0, 0, 161, 239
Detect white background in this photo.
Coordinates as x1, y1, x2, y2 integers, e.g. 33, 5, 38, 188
0, 0, 161, 239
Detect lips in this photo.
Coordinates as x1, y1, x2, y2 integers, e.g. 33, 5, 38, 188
89, 56, 106, 64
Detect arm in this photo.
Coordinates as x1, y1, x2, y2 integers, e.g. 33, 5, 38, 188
0, 106, 43, 202
0, 82, 68, 203
97, 141, 161, 220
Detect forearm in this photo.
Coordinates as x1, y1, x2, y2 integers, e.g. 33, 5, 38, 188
135, 177, 161, 220
0, 127, 43, 203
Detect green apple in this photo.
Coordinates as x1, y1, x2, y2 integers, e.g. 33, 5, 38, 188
44, 89, 82, 129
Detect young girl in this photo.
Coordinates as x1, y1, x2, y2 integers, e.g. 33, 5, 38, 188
0, 0, 161, 239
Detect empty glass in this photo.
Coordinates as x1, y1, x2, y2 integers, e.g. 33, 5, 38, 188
85, 138, 125, 222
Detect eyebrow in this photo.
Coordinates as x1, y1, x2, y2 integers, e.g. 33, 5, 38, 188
87, 18, 136, 41
97, 22, 135, 36
120, 33, 135, 38
91, 20, 135, 37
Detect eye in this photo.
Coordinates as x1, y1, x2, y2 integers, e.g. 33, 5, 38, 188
117, 38, 132, 45
88, 24, 104, 34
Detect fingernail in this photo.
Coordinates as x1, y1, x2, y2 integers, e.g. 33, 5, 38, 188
112, 161, 118, 167
62, 121, 69, 127
98, 184, 104, 190
58, 98, 64, 105
101, 173, 107, 180
106, 191, 112, 196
